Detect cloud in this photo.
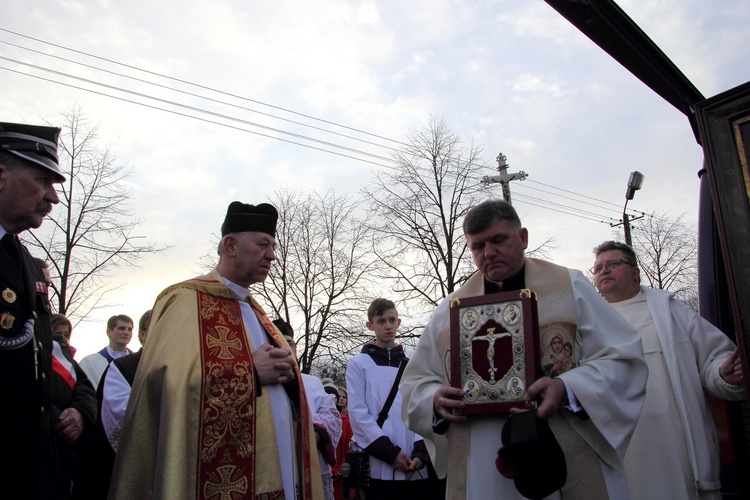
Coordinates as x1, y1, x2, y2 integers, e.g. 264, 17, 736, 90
2, 0, 747, 357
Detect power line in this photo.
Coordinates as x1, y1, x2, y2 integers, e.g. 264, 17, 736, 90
516, 182, 619, 215
0, 52, 483, 179
1, 61, 646, 226
514, 192, 620, 222
0, 65, 398, 169
0, 35, 488, 179
0, 38, 403, 153
526, 178, 644, 214
0, 27, 408, 148
514, 181, 646, 217
1, 55, 399, 165
512, 192, 621, 224
0, 30, 437, 173
0, 27, 651, 227
514, 198, 606, 223
2, 61, 647, 225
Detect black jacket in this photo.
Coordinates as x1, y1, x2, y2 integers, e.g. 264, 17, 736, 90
0, 236, 61, 499
51, 333, 97, 499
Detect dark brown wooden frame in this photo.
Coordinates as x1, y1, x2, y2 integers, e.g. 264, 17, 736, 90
696, 80, 750, 385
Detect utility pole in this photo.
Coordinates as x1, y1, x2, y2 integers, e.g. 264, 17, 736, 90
481, 153, 528, 204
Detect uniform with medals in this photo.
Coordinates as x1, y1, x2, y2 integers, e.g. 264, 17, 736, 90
0, 122, 67, 499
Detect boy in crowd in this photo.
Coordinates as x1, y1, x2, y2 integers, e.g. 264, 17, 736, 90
346, 298, 428, 499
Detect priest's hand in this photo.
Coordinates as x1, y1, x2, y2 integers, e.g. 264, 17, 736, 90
56, 407, 84, 443
513, 377, 565, 419
254, 344, 296, 385
433, 385, 468, 423
720, 347, 744, 385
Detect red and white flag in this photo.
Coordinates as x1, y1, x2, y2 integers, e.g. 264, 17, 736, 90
52, 341, 76, 390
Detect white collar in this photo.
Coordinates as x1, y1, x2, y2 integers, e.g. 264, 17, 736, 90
222, 276, 249, 300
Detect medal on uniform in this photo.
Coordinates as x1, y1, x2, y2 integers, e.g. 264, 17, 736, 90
2, 288, 17, 304
1, 312, 15, 330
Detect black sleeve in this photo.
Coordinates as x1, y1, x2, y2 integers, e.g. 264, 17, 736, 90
364, 435, 401, 465
410, 439, 429, 465
314, 424, 332, 450
253, 366, 263, 397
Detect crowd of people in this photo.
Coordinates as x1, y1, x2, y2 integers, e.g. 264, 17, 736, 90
1, 120, 747, 500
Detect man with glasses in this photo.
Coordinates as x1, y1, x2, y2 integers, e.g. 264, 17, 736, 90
592, 240, 745, 500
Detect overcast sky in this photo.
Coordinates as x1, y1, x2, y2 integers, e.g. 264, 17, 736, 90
2, 0, 749, 359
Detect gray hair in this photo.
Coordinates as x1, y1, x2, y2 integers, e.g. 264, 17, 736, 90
0, 151, 28, 172
592, 240, 637, 266
217, 232, 243, 256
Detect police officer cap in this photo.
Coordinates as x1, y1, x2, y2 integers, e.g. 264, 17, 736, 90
221, 201, 278, 237
0, 122, 64, 182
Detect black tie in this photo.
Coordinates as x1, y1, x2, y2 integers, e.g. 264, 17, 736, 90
1, 233, 22, 266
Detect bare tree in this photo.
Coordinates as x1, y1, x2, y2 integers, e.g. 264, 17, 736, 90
361, 117, 495, 313
25, 106, 168, 323
253, 188, 375, 374
630, 210, 698, 305
526, 236, 559, 260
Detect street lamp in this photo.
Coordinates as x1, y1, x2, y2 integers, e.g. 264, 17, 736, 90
622, 171, 645, 246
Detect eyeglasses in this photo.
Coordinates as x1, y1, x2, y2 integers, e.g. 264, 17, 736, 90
590, 259, 634, 275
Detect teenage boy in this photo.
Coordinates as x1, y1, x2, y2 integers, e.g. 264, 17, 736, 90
346, 298, 428, 499
79, 315, 134, 389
